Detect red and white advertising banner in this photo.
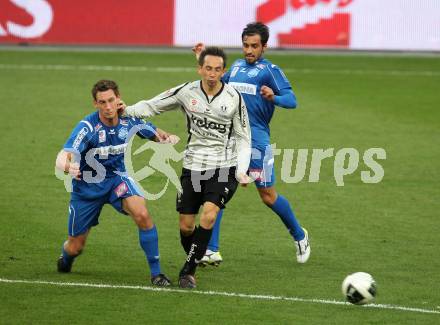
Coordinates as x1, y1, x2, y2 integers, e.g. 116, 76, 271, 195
1, 0, 440, 51
175, 0, 440, 51
0, 0, 174, 45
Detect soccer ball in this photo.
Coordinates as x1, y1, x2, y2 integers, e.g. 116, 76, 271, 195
342, 272, 377, 305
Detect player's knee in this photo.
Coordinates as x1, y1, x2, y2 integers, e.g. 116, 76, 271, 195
200, 209, 217, 229
260, 190, 277, 206
180, 227, 194, 236
133, 209, 153, 230
179, 219, 195, 234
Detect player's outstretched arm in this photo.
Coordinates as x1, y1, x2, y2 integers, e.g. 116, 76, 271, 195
154, 128, 180, 145
123, 84, 187, 119
55, 150, 81, 180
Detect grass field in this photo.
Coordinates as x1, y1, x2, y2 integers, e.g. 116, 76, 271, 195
0, 48, 439, 324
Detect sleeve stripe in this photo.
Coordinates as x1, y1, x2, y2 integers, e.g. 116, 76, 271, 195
185, 110, 192, 149
81, 120, 93, 132
233, 88, 243, 122
227, 121, 234, 140
160, 82, 189, 101
267, 66, 281, 92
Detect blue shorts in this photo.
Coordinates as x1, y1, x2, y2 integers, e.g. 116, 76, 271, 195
248, 145, 275, 188
67, 176, 143, 236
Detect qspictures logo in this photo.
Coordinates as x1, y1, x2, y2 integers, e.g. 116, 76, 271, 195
257, 0, 354, 47
55, 128, 387, 200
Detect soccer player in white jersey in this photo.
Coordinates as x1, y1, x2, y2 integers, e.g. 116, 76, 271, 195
122, 47, 251, 288
55, 80, 179, 286
193, 22, 310, 265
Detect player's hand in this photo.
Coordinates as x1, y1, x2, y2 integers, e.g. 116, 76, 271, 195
68, 162, 81, 180
237, 173, 252, 187
117, 99, 126, 115
260, 86, 275, 101
155, 128, 180, 144
192, 43, 205, 60
161, 134, 180, 145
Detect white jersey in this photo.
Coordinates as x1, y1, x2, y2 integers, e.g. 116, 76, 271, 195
124, 81, 251, 175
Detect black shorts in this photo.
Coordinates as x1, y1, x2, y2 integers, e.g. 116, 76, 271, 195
176, 167, 239, 214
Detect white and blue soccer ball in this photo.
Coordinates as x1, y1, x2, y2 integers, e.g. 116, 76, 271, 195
342, 272, 377, 305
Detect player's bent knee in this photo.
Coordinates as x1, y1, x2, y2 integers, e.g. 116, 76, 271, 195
180, 222, 195, 234
200, 209, 218, 229
259, 190, 277, 206
200, 216, 216, 229
179, 215, 195, 234
132, 209, 153, 230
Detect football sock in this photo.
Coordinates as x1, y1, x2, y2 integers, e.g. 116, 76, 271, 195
180, 226, 212, 276
139, 225, 161, 277
180, 227, 196, 255
269, 194, 305, 241
62, 247, 77, 267
207, 209, 223, 252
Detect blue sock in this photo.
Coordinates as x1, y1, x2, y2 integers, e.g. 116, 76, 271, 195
139, 225, 161, 277
270, 195, 305, 241
62, 247, 76, 266
207, 209, 223, 252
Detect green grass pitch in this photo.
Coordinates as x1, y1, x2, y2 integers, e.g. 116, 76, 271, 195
0, 49, 439, 324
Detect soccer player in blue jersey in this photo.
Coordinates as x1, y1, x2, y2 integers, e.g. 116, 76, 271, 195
194, 22, 310, 264
55, 79, 178, 286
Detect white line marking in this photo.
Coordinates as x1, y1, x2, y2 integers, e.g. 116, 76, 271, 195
1, 278, 439, 315
0, 63, 439, 77
0, 63, 195, 73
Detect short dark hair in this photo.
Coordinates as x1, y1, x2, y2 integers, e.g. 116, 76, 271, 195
92, 79, 119, 100
198, 46, 227, 68
242, 22, 270, 46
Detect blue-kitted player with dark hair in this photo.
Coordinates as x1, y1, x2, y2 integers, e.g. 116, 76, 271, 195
193, 22, 310, 265
55, 79, 179, 286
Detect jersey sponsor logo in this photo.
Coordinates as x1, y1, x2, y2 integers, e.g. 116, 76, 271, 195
229, 82, 257, 96
109, 129, 116, 135
72, 127, 88, 150
114, 182, 128, 198
247, 68, 260, 78
95, 143, 127, 157
188, 98, 202, 112
118, 127, 128, 140
99, 130, 106, 143
191, 115, 227, 134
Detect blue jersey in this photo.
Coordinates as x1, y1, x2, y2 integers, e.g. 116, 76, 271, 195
223, 58, 293, 147
63, 111, 156, 199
